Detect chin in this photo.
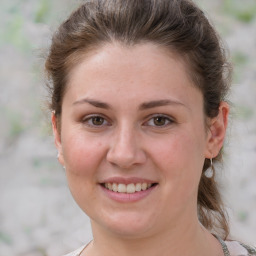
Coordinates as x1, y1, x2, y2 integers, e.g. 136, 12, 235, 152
93, 212, 155, 238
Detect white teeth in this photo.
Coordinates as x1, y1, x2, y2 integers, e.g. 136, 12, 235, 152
135, 183, 142, 192
141, 183, 147, 191
107, 183, 112, 190
117, 184, 126, 193
127, 184, 136, 193
112, 183, 118, 192
104, 182, 154, 193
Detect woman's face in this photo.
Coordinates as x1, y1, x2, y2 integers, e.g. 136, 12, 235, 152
53, 43, 224, 237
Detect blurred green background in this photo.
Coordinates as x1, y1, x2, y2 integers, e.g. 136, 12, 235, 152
0, 0, 255, 255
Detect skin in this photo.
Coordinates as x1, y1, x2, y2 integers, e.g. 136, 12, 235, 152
52, 43, 229, 256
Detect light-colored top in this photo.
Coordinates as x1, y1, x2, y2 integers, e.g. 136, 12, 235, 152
63, 239, 256, 256
225, 241, 256, 256
64, 246, 85, 256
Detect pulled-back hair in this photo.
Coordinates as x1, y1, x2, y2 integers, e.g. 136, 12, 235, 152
45, 0, 231, 239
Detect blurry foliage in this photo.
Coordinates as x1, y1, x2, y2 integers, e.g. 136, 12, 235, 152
222, 0, 256, 23
231, 51, 249, 83
36, 248, 48, 256
32, 157, 59, 171
10, 119, 25, 138
32, 157, 44, 169
1, 0, 55, 52
237, 210, 249, 222
39, 177, 54, 186
7, 110, 26, 139
232, 52, 249, 67
35, 0, 51, 23
0, 107, 26, 148
39, 176, 62, 186
3, 13, 31, 52
235, 104, 254, 120
24, 226, 33, 236
0, 231, 13, 245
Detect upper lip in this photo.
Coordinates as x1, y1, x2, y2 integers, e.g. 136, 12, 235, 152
99, 177, 158, 185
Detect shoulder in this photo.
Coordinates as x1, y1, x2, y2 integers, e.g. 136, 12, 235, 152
63, 245, 85, 256
225, 240, 256, 256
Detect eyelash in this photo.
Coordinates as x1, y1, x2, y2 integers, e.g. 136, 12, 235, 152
82, 114, 174, 128
82, 114, 110, 127
143, 114, 174, 127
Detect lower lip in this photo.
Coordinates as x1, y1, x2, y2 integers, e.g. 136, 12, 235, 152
100, 185, 157, 203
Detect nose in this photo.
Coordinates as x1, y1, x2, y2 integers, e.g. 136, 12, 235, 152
106, 125, 147, 169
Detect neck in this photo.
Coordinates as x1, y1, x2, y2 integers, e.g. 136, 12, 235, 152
84, 215, 223, 256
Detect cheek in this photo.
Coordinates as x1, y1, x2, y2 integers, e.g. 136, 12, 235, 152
61, 131, 105, 176
150, 130, 205, 189
62, 133, 105, 211
154, 132, 203, 166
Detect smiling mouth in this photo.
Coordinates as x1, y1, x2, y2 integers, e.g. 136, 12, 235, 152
101, 182, 158, 194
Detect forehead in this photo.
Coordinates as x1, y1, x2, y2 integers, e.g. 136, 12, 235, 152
65, 42, 202, 107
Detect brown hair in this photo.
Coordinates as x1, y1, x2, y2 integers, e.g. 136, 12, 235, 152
45, 0, 231, 239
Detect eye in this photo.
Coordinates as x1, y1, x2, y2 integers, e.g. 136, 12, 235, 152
145, 115, 173, 127
83, 115, 109, 127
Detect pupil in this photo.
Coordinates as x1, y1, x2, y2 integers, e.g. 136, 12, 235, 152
154, 117, 165, 126
93, 117, 103, 125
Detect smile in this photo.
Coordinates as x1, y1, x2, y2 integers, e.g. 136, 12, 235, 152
103, 183, 155, 193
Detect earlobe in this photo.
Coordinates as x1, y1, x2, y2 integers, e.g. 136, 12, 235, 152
51, 112, 65, 166
205, 101, 229, 158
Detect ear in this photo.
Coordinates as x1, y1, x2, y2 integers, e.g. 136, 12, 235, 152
51, 112, 65, 166
205, 101, 229, 159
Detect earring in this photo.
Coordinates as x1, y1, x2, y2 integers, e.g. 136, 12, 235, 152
204, 158, 214, 178
57, 152, 66, 169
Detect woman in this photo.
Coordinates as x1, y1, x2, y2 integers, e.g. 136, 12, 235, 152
45, 0, 255, 255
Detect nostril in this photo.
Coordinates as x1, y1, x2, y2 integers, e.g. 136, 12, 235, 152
106, 144, 147, 168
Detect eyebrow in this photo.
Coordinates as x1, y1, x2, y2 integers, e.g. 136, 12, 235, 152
73, 98, 110, 109
138, 99, 186, 110
73, 98, 187, 110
